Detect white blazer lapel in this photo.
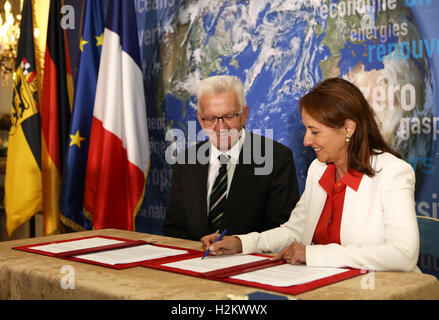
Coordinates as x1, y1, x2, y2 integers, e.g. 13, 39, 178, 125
340, 174, 373, 245
303, 180, 327, 245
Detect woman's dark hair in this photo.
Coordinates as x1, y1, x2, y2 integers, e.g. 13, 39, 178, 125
299, 77, 401, 177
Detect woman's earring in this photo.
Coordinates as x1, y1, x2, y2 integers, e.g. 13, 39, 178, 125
345, 134, 351, 143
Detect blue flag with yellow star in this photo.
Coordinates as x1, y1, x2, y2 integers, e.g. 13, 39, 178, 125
59, 0, 105, 231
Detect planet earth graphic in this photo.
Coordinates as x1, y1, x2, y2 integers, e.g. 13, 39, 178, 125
150, 0, 433, 193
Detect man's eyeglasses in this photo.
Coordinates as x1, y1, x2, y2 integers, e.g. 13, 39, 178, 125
201, 113, 241, 126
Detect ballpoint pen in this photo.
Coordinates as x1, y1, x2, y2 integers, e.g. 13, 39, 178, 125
201, 229, 228, 260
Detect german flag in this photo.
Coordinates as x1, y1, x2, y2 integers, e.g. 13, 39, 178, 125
4, 0, 42, 237
41, 0, 73, 235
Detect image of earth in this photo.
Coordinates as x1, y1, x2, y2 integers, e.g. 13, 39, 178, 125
151, 0, 433, 193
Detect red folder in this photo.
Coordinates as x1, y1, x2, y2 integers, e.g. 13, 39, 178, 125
13, 235, 200, 270
142, 253, 365, 295
14, 236, 365, 294
201, 258, 285, 279
221, 267, 365, 295
143, 252, 275, 278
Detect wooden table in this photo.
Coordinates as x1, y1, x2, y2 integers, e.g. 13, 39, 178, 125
1, 229, 438, 300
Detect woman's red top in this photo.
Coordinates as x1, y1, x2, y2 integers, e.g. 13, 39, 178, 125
312, 163, 363, 245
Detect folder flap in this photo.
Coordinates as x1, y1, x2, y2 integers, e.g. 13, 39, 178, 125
54, 239, 150, 257
13, 235, 130, 256
140, 251, 203, 265
12, 236, 201, 270
202, 258, 285, 279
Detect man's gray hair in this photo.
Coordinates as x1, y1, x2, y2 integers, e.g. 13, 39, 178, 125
197, 75, 246, 111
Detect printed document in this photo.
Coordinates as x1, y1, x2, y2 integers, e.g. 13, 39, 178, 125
28, 237, 125, 254
162, 254, 268, 273
74, 245, 188, 265
230, 264, 348, 287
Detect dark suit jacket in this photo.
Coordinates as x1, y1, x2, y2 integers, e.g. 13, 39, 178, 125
162, 131, 300, 240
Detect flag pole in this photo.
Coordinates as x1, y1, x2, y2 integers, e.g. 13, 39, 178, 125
30, 216, 35, 237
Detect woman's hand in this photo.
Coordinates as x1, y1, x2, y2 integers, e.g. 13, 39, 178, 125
272, 242, 306, 265
200, 233, 243, 256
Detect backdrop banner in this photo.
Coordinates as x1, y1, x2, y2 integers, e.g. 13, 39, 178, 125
129, 0, 439, 273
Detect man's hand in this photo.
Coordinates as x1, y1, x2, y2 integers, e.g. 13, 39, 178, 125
200, 233, 243, 256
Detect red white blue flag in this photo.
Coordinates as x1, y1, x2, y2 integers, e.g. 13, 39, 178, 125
84, 0, 150, 230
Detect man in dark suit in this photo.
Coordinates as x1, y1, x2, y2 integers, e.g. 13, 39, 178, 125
163, 75, 299, 240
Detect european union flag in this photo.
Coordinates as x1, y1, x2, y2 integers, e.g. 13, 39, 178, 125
60, 0, 104, 231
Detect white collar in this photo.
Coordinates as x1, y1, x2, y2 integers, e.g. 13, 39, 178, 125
209, 129, 246, 165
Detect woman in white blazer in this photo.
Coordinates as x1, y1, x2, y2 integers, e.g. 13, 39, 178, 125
201, 78, 420, 272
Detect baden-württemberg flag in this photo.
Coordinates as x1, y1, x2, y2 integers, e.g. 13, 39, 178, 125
84, 0, 150, 230
5, 0, 42, 237
41, 0, 73, 235
59, 0, 104, 231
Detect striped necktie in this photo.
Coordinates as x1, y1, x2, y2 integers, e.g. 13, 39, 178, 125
208, 154, 229, 233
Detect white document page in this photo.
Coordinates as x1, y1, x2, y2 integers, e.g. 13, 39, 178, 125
230, 264, 348, 287
74, 244, 188, 265
28, 237, 125, 254
162, 254, 268, 273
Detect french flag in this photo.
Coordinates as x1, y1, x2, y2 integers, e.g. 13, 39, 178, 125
84, 0, 150, 230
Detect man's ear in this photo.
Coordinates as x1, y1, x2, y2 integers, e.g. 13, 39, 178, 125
242, 106, 249, 126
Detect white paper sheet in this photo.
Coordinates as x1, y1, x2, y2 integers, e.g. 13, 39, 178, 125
74, 244, 188, 265
28, 237, 125, 254
162, 254, 268, 273
230, 264, 348, 287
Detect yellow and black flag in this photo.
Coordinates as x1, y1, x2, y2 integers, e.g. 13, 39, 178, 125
5, 0, 42, 237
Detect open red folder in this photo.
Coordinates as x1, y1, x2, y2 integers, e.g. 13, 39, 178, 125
142, 252, 365, 296
14, 236, 365, 294
12, 235, 200, 270
222, 266, 364, 296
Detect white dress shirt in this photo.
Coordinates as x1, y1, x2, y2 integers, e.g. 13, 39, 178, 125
206, 129, 246, 214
